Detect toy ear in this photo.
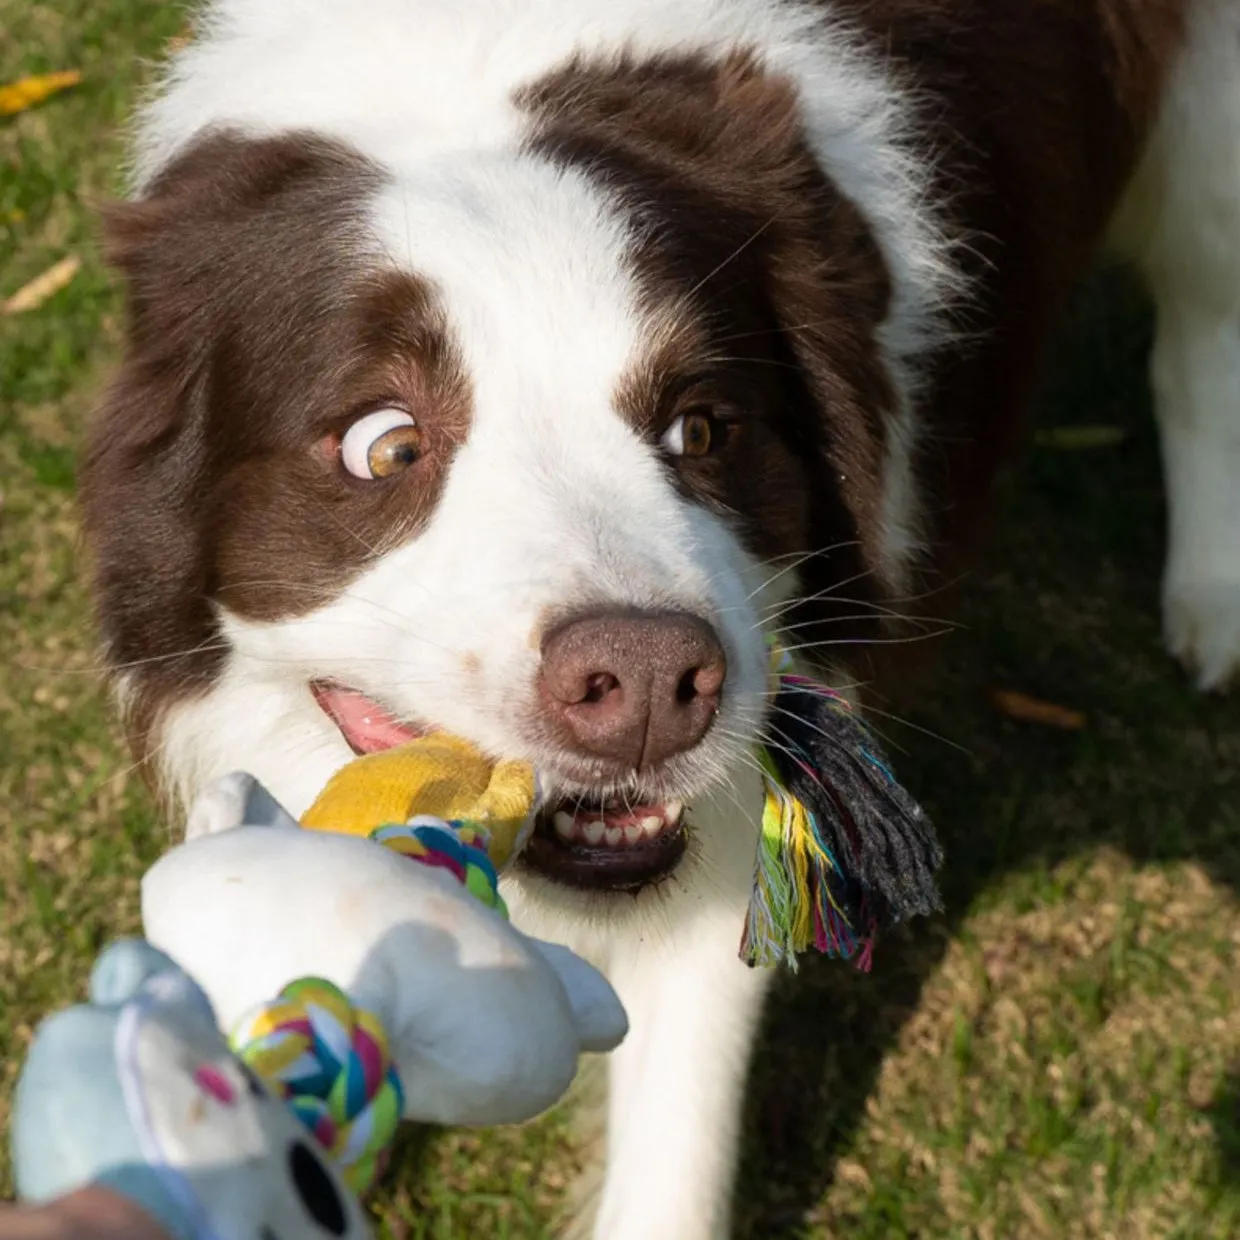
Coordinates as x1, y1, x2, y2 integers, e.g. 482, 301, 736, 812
184, 772, 300, 840
527, 940, 628, 1054
88, 939, 218, 1030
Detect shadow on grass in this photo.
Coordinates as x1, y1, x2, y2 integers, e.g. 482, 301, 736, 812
1207, 1070, 1240, 1203
734, 265, 1240, 1235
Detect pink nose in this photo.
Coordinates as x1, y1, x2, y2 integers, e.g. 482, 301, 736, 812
538, 609, 727, 772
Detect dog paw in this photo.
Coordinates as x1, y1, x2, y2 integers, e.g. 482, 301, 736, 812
1163, 579, 1240, 692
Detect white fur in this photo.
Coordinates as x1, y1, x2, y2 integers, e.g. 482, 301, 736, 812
130, 2, 967, 1235
151, 142, 778, 1235
1110, 0, 1240, 691
161, 152, 773, 812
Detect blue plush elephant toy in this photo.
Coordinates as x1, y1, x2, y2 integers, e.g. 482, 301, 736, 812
11, 938, 374, 1240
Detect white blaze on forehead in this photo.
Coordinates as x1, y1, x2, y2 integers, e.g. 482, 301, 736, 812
365, 151, 713, 606
134, 0, 964, 590
370, 152, 643, 429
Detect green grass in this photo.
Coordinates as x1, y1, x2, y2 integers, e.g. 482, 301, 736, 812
3, 4, 1240, 1237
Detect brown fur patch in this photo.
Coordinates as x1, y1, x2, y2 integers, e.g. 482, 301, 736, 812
819, 0, 1190, 564
79, 130, 471, 758
522, 50, 897, 644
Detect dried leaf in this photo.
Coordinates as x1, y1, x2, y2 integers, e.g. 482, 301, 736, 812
2, 255, 82, 314
0, 70, 83, 117
1035, 425, 1127, 450
989, 688, 1086, 730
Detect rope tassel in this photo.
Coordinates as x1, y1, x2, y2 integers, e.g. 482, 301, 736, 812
741, 658, 944, 970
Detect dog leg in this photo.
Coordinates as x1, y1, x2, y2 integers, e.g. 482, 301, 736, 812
589, 779, 772, 1240
1114, 0, 1240, 690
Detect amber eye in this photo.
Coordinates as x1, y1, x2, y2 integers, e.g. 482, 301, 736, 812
662, 408, 722, 458
340, 408, 422, 479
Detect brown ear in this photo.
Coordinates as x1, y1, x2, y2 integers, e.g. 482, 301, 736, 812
78, 131, 308, 726
83, 128, 382, 725
78, 230, 219, 731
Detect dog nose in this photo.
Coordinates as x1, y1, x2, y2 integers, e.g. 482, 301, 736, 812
539, 609, 727, 771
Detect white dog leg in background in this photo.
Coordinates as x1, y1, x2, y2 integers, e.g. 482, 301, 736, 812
1115, 0, 1240, 691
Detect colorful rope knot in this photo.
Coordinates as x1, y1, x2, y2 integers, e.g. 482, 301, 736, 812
370, 817, 508, 918
229, 977, 405, 1194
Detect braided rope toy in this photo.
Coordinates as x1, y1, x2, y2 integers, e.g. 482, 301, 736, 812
742, 648, 943, 968
225, 818, 511, 1192
300, 642, 944, 974
231, 977, 405, 1193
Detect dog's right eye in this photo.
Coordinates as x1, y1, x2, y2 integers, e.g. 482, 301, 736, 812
339, 408, 422, 480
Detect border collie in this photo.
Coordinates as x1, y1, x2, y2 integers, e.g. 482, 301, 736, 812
81, 1, 1240, 1234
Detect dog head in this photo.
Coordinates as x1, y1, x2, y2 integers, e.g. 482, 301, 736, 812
82, 23, 944, 893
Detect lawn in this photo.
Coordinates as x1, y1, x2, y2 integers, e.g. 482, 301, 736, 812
3, 3, 1239, 1237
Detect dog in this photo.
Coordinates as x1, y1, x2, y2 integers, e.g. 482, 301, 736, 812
80, 0, 1240, 1235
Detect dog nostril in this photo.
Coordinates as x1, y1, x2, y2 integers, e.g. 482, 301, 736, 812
675, 668, 700, 705
583, 672, 619, 704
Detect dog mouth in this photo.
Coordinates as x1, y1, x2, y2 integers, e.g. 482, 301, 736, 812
522, 795, 688, 891
312, 680, 690, 890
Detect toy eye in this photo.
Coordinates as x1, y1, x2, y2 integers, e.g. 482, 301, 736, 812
288, 1140, 348, 1236
340, 408, 422, 479
662, 408, 724, 458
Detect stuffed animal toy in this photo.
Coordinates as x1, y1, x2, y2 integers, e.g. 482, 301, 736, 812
12, 939, 376, 1240
140, 772, 627, 1185
11, 771, 626, 1224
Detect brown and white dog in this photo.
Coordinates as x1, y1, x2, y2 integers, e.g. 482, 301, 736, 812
81, 0, 1240, 1234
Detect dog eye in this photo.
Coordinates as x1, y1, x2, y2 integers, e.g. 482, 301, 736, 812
662, 409, 722, 458
340, 408, 422, 479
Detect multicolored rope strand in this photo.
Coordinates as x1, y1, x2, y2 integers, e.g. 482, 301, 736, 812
741, 641, 943, 970
371, 817, 508, 917
229, 978, 404, 1194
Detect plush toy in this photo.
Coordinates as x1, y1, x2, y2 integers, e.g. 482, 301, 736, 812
12, 939, 376, 1240
136, 772, 627, 1193
10, 774, 625, 1231
302, 642, 945, 970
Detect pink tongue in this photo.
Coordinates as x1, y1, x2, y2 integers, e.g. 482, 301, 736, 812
312, 684, 422, 754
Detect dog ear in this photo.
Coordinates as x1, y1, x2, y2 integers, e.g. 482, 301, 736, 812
80, 178, 218, 747
82, 131, 378, 760
79, 133, 286, 753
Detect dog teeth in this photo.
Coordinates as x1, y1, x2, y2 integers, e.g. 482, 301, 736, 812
582, 820, 606, 845
640, 815, 663, 837
553, 811, 575, 840
664, 800, 684, 824
604, 825, 623, 847
623, 823, 643, 845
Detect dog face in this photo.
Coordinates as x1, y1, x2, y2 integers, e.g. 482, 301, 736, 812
82, 49, 908, 892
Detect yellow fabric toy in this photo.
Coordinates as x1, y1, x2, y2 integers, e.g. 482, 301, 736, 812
301, 732, 537, 869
